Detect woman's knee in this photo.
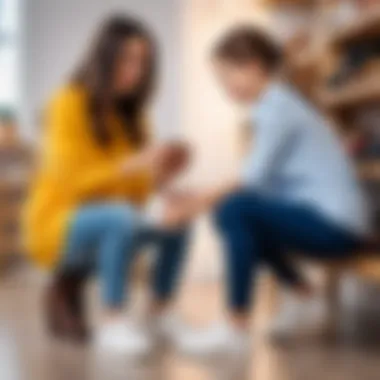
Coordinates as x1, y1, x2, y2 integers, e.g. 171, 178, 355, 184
100, 203, 140, 236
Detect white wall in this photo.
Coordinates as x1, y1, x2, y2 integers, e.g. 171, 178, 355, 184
182, 0, 268, 280
22, 0, 181, 138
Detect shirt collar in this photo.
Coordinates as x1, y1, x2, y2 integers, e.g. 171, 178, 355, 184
251, 81, 288, 122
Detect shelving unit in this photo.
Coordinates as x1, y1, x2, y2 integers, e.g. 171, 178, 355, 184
315, 6, 380, 112
269, 1, 380, 282
260, 0, 316, 7
330, 7, 380, 47
358, 161, 380, 181
318, 71, 380, 110
0, 141, 33, 273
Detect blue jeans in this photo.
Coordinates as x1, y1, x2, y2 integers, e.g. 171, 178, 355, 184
214, 190, 362, 312
59, 203, 189, 307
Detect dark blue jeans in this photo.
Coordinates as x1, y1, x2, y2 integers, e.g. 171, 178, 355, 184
214, 190, 362, 312
59, 203, 189, 307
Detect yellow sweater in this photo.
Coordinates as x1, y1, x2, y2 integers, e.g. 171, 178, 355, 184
23, 85, 152, 269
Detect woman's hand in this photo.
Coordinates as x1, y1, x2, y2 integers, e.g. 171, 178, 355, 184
119, 142, 190, 186
119, 145, 165, 176
155, 142, 190, 187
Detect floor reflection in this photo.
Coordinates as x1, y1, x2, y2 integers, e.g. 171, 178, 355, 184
2, 268, 380, 380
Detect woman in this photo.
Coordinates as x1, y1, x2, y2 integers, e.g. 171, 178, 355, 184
24, 16, 190, 355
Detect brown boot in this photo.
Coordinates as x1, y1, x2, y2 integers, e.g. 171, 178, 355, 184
44, 270, 90, 342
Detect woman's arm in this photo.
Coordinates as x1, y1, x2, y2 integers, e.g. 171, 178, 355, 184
42, 91, 161, 201
154, 142, 191, 189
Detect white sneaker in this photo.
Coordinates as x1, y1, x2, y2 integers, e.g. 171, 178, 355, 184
146, 312, 187, 348
94, 320, 152, 356
155, 312, 184, 340
176, 321, 250, 358
268, 294, 329, 339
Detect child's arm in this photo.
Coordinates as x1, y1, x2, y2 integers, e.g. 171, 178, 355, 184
161, 113, 295, 228
161, 179, 241, 229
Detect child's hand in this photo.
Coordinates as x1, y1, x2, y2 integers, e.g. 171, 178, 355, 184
160, 190, 199, 229
159, 180, 241, 229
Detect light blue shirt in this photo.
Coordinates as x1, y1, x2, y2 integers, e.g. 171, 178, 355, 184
241, 82, 370, 237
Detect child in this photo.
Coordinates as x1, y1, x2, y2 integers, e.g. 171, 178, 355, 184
165, 25, 371, 355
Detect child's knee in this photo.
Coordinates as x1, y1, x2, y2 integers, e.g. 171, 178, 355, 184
214, 190, 251, 228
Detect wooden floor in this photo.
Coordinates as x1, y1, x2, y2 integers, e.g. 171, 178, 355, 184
1, 267, 380, 380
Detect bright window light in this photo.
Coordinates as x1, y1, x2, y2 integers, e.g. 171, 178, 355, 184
0, 0, 20, 108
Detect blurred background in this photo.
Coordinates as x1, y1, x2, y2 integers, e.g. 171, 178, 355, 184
1, 0, 380, 379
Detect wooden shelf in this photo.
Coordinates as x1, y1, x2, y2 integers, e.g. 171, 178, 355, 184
357, 161, 380, 181
354, 258, 380, 282
318, 72, 380, 110
289, 49, 318, 70
266, 4, 380, 283
330, 7, 380, 47
260, 0, 316, 8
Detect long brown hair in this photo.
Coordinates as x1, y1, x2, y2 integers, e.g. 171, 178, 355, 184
73, 15, 157, 147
